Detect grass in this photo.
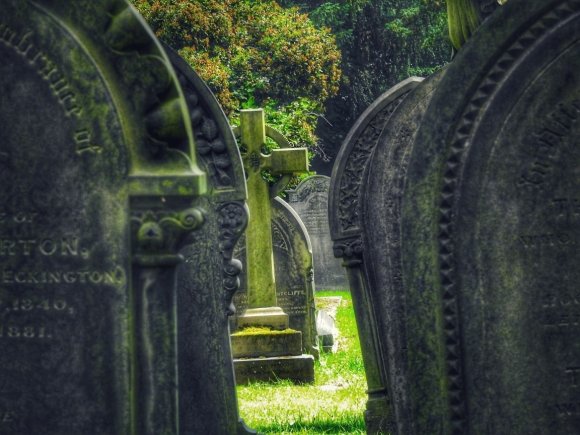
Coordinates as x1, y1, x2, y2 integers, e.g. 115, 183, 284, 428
237, 290, 367, 434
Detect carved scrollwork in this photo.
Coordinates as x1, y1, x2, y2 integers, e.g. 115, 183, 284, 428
333, 237, 364, 266
217, 202, 248, 315
338, 93, 408, 233
177, 73, 235, 188
104, 4, 194, 163
131, 208, 205, 259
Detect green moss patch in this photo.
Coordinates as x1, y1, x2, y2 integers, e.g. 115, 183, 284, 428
232, 327, 298, 336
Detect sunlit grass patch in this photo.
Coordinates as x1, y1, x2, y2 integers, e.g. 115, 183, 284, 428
237, 291, 366, 434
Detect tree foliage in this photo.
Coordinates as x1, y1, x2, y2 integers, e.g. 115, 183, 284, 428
278, 0, 450, 171
132, 0, 342, 154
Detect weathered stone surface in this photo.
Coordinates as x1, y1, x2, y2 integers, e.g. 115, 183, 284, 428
234, 197, 318, 357
234, 355, 315, 384
237, 109, 308, 319
360, 70, 445, 435
329, 76, 425, 434
231, 330, 303, 358
0, 2, 207, 434
362, 0, 580, 433
316, 309, 337, 353
287, 175, 348, 290
231, 110, 315, 383
167, 48, 255, 434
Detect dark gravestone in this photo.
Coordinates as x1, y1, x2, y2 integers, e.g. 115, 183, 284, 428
233, 197, 318, 358
360, 71, 446, 434
362, 0, 580, 433
0, 2, 225, 434
167, 48, 255, 434
328, 76, 424, 433
287, 175, 348, 291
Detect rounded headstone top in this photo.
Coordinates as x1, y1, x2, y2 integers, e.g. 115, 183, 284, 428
287, 175, 330, 203
2, 0, 205, 191
405, 0, 580, 432
328, 77, 423, 242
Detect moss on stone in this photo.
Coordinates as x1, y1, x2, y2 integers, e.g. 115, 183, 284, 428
232, 327, 298, 336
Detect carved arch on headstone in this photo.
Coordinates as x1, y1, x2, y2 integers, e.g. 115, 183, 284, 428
327, 76, 423, 433
0, 1, 206, 434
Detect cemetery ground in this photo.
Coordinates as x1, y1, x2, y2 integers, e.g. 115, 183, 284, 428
237, 291, 367, 434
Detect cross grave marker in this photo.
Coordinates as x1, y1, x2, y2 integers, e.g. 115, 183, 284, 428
237, 109, 309, 329
233, 109, 315, 384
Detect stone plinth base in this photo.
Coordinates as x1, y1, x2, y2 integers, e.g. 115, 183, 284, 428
234, 355, 315, 384
231, 330, 302, 358
237, 307, 289, 330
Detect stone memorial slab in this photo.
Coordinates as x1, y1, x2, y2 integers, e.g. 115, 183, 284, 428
0, 1, 243, 434
287, 175, 347, 291
328, 76, 424, 433
362, 0, 580, 433
166, 47, 255, 434
230, 109, 314, 383
233, 197, 318, 357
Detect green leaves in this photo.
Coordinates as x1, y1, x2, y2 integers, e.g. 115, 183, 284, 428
133, 0, 342, 162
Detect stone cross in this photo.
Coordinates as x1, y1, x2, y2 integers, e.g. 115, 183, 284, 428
238, 109, 309, 329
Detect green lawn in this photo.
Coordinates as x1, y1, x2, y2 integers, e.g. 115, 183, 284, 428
237, 291, 367, 434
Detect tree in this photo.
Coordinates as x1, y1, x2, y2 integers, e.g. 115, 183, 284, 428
294, 0, 450, 173
132, 0, 342, 156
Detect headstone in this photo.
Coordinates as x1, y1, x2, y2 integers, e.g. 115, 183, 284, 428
361, 0, 580, 433
360, 71, 445, 434
287, 175, 348, 290
236, 109, 309, 328
328, 76, 424, 433
0, 1, 210, 434
166, 48, 255, 434
231, 109, 315, 383
233, 197, 318, 357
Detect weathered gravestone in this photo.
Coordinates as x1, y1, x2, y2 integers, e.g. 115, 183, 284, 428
166, 48, 255, 434
0, 2, 243, 434
287, 175, 348, 291
360, 0, 580, 433
233, 196, 318, 358
230, 109, 315, 383
358, 71, 446, 434
328, 76, 425, 433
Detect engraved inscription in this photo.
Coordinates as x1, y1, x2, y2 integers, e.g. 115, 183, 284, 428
553, 198, 580, 221
565, 367, 580, 387
519, 98, 580, 189
0, 23, 102, 155
0, 268, 126, 285
0, 24, 82, 117
0, 411, 15, 424
554, 401, 580, 418
74, 129, 102, 155
0, 325, 51, 339
0, 236, 89, 258
541, 292, 580, 329
519, 232, 576, 249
